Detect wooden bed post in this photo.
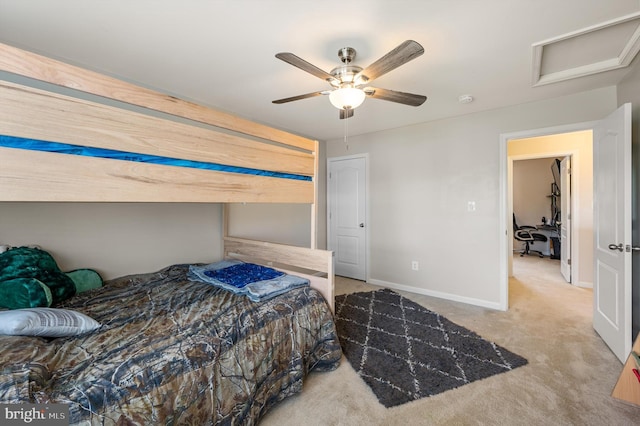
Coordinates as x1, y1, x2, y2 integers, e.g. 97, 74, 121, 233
311, 140, 319, 249
222, 204, 229, 239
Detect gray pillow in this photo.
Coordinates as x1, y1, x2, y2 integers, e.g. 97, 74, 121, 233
0, 308, 100, 337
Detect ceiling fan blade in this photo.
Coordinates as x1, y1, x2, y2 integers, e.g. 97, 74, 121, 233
339, 108, 355, 119
356, 40, 424, 82
275, 52, 336, 82
272, 91, 325, 104
364, 87, 427, 106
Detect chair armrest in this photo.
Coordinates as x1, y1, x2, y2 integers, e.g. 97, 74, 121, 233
515, 229, 534, 241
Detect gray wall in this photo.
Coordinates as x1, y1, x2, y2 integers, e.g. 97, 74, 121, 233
227, 203, 313, 247
513, 158, 559, 228
326, 86, 617, 308
0, 203, 223, 280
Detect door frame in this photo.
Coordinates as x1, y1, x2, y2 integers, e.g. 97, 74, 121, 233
499, 121, 596, 310
327, 153, 370, 281
509, 151, 578, 283
559, 156, 572, 283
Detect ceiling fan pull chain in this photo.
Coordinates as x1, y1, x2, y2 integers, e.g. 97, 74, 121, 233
344, 109, 349, 151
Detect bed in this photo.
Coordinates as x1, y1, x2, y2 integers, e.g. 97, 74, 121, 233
0, 42, 339, 424
0, 262, 341, 425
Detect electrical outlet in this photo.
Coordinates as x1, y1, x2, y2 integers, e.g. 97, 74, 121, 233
411, 261, 419, 271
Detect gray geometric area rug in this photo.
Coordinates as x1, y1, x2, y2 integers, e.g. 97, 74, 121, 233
335, 288, 528, 407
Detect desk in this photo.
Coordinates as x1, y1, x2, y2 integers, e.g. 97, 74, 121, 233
530, 226, 559, 257
612, 332, 640, 406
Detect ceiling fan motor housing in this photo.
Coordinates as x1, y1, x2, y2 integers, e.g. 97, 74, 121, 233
338, 47, 357, 64
330, 64, 365, 87
332, 47, 368, 87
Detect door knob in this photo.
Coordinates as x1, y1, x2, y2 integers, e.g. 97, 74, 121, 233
608, 243, 624, 252
359, 223, 364, 228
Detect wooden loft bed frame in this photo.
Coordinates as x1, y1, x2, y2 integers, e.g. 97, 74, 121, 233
0, 42, 334, 310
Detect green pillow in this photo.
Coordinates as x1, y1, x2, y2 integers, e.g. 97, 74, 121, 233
0, 277, 52, 309
0, 247, 75, 306
65, 269, 103, 293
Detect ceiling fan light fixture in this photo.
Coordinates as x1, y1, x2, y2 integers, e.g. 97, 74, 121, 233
329, 87, 366, 110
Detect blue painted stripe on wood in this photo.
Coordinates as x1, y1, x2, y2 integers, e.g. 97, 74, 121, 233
0, 135, 311, 181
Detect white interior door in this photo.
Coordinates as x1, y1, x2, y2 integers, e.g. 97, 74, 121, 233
593, 103, 632, 363
327, 156, 366, 280
560, 156, 571, 283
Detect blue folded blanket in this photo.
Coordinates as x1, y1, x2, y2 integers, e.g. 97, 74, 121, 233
204, 263, 284, 288
188, 260, 309, 302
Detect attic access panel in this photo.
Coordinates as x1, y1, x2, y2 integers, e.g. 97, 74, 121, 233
532, 11, 640, 86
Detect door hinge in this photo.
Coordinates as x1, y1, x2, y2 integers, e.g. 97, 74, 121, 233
568, 259, 571, 265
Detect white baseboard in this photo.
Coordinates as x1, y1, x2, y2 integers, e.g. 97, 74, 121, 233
575, 280, 593, 289
366, 278, 504, 310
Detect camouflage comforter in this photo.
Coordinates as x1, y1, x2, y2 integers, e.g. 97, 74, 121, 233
0, 264, 341, 425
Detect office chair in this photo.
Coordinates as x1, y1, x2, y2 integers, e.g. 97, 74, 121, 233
513, 214, 547, 258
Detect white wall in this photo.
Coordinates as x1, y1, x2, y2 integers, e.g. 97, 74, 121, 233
0, 203, 223, 280
326, 86, 616, 308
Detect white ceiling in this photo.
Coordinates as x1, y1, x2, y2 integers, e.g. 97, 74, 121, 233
1, 0, 639, 141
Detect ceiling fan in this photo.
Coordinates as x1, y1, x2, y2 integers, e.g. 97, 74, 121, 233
272, 40, 427, 119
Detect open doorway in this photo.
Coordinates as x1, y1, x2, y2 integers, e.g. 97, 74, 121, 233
500, 105, 633, 362
512, 155, 570, 282
511, 155, 571, 274
507, 129, 593, 288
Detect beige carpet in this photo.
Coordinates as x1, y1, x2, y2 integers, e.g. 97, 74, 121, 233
260, 255, 640, 425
